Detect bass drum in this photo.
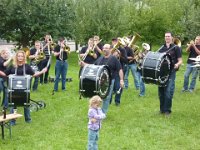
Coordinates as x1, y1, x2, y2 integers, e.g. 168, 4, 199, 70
8, 75, 31, 106
141, 51, 171, 86
79, 65, 111, 99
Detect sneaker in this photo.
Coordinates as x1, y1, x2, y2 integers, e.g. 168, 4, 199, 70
164, 112, 171, 117
181, 89, 188, 92
25, 119, 32, 123
115, 103, 120, 106
189, 89, 193, 93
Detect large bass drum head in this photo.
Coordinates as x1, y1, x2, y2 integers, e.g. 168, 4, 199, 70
79, 65, 110, 99
98, 66, 110, 98
141, 51, 171, 86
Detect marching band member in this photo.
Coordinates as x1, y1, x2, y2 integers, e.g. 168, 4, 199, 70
40, 34, 53, 84
80, 44, 124, 114
93, 35, 103, 57
158, 32, 182, 116
0, 50, 47, 125
79, 38, 101, 77
53, 37, 68, 92
110, 38, 128, 106
182, 36, 200, 92
136, 43, 150, 97
124, 37, 140, 90
29, 40, 43, 91
0, 49, 13, 107
79, 38, 100, 64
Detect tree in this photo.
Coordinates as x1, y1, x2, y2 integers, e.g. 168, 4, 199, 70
0, 0, 75, 47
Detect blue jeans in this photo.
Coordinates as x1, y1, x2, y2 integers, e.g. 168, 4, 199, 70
138, 71, 145, 96
158, 69, 176, 113
183, 63, 198, 90
0, 78, 8, 108
32, 77, 39, 91
10, 106, 31, 124
54, 60, 68, 91
102, 79, 115, 114
110, 65, 127, 104
124, 63, 140, 89
110, 75, 123, 104
88, 129, 99, 150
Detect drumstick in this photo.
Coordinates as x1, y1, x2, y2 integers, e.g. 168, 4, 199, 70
117, 87, 121, 94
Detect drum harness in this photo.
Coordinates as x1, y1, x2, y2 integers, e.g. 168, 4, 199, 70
8, 65, 30, 106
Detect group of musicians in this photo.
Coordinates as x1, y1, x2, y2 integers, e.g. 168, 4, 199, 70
0, 33, 200, 124
0, 34, 69, 124
79, 35, 151, 114
79, 33, 200, 116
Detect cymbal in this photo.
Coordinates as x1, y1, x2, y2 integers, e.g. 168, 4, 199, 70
191, 64, 200, 67
189, 58, 200, 61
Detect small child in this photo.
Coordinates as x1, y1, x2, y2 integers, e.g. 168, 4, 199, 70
87, 95, 106, 150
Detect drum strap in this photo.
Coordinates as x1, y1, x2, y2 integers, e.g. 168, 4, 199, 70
97, 55, 112, 66
157, 45, 176, 53
15, 64, 26, 76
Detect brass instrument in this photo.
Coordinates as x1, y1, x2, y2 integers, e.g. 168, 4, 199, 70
173, 37, 181, 47
128, 33, 141, 48
81, 48, 93, 61
127, 33, 141, 63
63, 44, 70, 54
88, 39, 102, 56
187, 40, 194, 47
111, 38, 127, 54
50, 42, 57, 49
22, 47, 30, 58
34, 49, 45, 64
88, 49, 95, 56
132, 46, 140, 62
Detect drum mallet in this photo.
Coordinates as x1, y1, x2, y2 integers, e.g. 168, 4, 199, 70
117, 87, 122, 94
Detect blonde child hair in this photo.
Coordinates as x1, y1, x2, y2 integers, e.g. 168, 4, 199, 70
89, 95, 102, 108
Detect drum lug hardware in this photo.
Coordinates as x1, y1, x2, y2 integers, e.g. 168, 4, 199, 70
80, 90, 85, 92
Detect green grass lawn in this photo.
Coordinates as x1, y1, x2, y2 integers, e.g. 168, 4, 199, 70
0, 51, 200, 150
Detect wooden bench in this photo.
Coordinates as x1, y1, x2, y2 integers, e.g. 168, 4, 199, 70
0, 113, 23, 139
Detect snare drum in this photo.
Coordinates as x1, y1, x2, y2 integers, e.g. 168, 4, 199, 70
8, 75, 31, 106
79, 65, 110, 99
141, 51, 171, 86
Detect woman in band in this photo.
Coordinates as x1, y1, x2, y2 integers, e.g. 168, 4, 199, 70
0, 50, 47, 125
0, 49, 13, 107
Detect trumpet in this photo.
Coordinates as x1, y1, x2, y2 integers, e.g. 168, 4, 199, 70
187, 40, 194, 47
